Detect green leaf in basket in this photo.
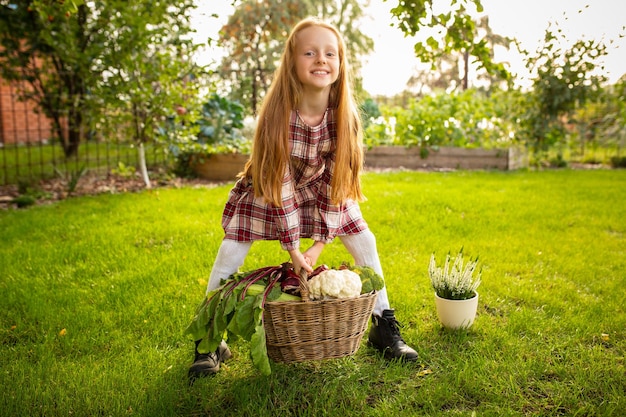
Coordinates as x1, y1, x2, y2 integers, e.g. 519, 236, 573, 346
196, 332, 220, 354
185, 293, 220, 341
250, 323, 271, 376
184, 318, 204, 342
253, 293, 264, 321
210, 294, 229, 343
264, 284, 283, 302
223, 286, 240, 315
227, 294, 257, 340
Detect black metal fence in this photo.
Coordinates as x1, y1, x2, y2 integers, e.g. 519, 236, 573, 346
0, 87, 168, 186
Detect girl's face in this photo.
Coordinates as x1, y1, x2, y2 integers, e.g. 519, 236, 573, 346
294, 25, 340, 93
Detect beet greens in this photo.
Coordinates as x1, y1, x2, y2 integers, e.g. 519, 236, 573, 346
185, 263, 295, 375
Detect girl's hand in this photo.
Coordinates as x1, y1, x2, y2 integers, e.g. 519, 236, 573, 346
288, 249, 313, 275
303, 241, 325, 267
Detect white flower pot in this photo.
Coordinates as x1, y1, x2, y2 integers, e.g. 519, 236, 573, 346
434, 292, 479, 330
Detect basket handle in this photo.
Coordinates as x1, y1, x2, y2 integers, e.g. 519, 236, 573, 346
298, 269, 311, 302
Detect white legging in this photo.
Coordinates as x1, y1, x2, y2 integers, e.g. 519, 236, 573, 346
205, 229, 390, 316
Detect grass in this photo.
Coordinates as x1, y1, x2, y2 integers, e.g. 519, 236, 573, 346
0, 141, 167, 185
1, 169, 625, 416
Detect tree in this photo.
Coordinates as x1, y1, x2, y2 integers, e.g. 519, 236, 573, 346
0, 0, 201, 186
406, 15, 516, 95
520, 24, 608, 156
406, 53, 461, 95
0, 0, 99, 157
595, 76, 626, 157
93, 1, 201, 188
218, 0, 309, 115
473, 16, 513, 90
387, 0, 511, 88
218, 0, 374, 115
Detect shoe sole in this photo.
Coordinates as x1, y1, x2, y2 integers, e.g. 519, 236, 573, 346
367, 340, 419, 362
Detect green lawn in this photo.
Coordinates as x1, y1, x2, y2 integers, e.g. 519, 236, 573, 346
1, 169, 624, 416
0, 141, 167, 185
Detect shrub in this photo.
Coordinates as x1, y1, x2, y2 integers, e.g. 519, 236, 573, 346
610, 156, 626, 168
380, 89, 516, 150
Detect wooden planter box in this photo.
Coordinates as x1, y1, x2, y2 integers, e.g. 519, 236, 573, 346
365, 146, 527, 171
192, 146, 527, 181
192, 153, 249, 181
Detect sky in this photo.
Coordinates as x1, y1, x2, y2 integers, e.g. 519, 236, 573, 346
191, 0, 626, 96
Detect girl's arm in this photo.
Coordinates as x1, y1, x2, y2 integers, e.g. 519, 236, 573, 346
303, 241, 325, 266
290, 241, 325, 276
288, 248, 313, 275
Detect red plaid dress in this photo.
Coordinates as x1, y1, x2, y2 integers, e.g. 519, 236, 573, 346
221, 108, 368, 251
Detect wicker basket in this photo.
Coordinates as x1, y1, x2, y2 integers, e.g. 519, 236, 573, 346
263, 270, 377, 363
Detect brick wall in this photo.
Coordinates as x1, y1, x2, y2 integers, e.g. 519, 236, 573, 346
0, 78, 54, 145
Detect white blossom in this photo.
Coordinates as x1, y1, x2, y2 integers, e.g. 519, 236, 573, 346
429, 250, 481, 300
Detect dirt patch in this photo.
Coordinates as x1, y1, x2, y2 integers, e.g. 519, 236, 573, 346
0, 173, 226, 210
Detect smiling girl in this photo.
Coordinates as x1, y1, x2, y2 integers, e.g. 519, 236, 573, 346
189, 17, 417, 379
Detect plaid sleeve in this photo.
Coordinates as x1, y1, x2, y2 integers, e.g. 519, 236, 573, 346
272, 166, 301, 251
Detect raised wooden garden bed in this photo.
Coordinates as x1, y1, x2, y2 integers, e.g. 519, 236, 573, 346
192, 153, 248, 181
193, 146, 527, 181
364, 146, 527, 171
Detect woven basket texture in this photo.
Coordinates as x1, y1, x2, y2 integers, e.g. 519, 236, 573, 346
263, 291, 377, 363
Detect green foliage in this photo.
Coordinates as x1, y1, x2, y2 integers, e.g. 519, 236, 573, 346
110, 162, 136, 179
527, 30, 607, 118
168, 93, 249, 177
0, 0, 202, 163
169, 93, 248, 157
11, 194, 37, 208
197, 93, 246, 147
611, 156, 626, 168
517, 24, 609, 157
366, 71, 622, 167
359, 98, 381, 129
383, 89, 515, 149
364, 116, 396, 148
67, 167, 86, 193
10, 178, 52, 207
388, 0, 511, 87
218, 0, 311, 113
187, 275, 272, 376
571, 77, 626, 160
93, 1, 202, 188
186, 265, 303, 376
0, 1, 103, 157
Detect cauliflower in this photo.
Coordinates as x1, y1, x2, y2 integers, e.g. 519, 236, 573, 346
307, 269, 362, 300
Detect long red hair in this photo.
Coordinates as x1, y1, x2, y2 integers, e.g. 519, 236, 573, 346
242, 17, 364, 206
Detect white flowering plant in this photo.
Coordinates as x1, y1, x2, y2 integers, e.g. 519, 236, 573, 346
429, 249, 481, 300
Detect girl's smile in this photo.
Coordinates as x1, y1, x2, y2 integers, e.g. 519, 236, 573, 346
294, 26, 340, 91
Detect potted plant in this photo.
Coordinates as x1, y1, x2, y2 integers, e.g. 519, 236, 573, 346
429, 249, 481, 330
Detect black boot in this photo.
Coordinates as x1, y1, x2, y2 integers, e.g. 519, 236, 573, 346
188, 340, 232, 380
368, 309, 418, 361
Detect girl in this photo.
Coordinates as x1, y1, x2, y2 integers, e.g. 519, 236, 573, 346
189, 17, 417, 379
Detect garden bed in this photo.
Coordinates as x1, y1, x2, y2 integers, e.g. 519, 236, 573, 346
364, 146, 527, 171
192, 146, 528, 181
192, 153, 248, 181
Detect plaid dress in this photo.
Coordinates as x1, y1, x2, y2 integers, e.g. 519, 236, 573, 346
221, 108, 368, 251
